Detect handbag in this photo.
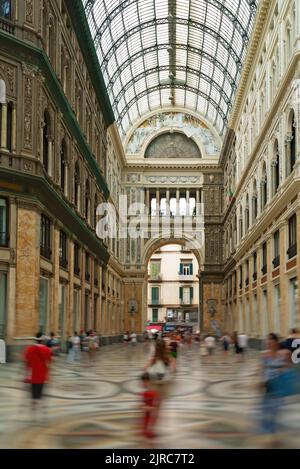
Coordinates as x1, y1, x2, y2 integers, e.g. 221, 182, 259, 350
268, 368, 300, 398
148, 359, 170, 383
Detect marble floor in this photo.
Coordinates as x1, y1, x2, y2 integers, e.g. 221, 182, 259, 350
0, 343, 300, 449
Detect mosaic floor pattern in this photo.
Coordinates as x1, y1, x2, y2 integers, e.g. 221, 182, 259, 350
0, 343, 300, 449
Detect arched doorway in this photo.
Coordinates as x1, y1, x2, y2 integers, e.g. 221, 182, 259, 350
122, 234, 204, 335
146, 243, 201, 334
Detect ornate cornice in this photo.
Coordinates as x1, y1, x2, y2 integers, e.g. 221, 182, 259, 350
228, 0, 272, 130
0, 30, 110, 200
223, 50, 300, 220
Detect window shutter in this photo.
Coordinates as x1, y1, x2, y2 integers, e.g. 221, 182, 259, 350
179, 263, 183, 274
179, 287, 183, 300
190, 287, 193, 301
190, 263, 193, 275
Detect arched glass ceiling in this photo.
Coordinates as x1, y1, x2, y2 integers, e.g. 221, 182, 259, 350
83, 0, 258, 138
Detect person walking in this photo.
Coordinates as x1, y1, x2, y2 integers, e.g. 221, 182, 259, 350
259, 333, 291, 440
140, 372, 161, 438
204, 334, 216, 356
24, 332, 52, 421
45, 332, 60, 356
124, 331, 130, 346
232, 331, 241, 357
169, 333, 179, 370
130, 331, 137, 346
221, 332, 231, 357
238, 332, 248, 358
67, 332, 81, 362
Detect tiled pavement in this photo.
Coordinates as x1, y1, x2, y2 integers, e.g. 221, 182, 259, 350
0, 343, 300, 449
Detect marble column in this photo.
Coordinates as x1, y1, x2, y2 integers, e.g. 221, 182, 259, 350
166, 188, 170, 216
1, 103, 7, 150
11, 104, 16, 153
176, 189, 180, 215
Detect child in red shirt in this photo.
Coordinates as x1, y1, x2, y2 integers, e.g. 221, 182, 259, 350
141, 373, 161, 438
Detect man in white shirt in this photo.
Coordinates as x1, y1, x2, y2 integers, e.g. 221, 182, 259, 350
68, 332, 81, 362
204, 335, 216, 355
130, 332, 137, 345
238, 333, 248, 356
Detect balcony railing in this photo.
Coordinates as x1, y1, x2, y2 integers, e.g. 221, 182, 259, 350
180, 299, 191, 305
59, 257, 68, 269
0, 17, 15, 34
150, 274, 162, 281
150, 298, 160, 305
40, 245, 52, 260
272, 256, 280, 268
178, 274, 193, 280
287, 244, 297, 260
0, 232, 9, 247
261, 265, 267, 275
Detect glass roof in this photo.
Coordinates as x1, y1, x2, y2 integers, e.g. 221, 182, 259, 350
83, 0, 258, 138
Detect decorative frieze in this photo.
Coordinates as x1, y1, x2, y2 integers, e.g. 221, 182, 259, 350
25, 0, 34, 24
145, 175, 200, 184
0, 61, 16, 96
22, 64, 37, 152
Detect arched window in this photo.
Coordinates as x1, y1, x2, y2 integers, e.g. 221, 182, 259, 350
261, 162, 267, 210
0, 78, 5, 104
245, 194, 250, 231
75, 80, 81, 122
85, 179, 90, 222
0, 0, 12, 20
0, 79, 5, 147
229, 225, 233, 254
65, 56, 71, 99
42, 111, 50, 172
48, 18, 56, 67
94, 194, 98, 229
239, 206, 243, 241
60, 140, 67, 194
6, 101, 12, 152
42, 2, 48, 52
286, 23, 292, 64
272, 140, 280, 195
287, 110, 296, 175
252, 179, 258, 222
233, 214, 237, 247
74, 162, 80, 209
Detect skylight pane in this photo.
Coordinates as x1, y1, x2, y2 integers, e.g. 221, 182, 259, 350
84, 0, 259, 138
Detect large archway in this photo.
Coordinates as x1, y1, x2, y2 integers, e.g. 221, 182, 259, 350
123, 234, 204, 335
146, 242, 201, 334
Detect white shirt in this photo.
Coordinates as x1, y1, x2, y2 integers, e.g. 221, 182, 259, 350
71, 336, 80, 348
238, 334, 248, 348
130, 333, 137, 343
205, 336, 216, 348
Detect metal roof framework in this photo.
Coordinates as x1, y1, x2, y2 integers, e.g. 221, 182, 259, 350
83, 0, 258, 138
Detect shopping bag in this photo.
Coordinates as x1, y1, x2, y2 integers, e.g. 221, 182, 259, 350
268, 368, 300, 398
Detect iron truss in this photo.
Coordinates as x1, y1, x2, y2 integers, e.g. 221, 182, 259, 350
83, 0, 258, 138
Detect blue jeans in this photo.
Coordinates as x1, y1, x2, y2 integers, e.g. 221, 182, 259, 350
67, 347, 80, 362
261, 394, 282, 434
